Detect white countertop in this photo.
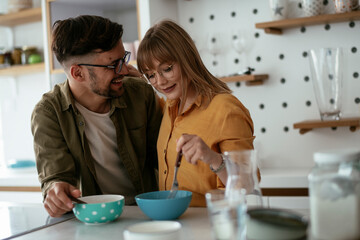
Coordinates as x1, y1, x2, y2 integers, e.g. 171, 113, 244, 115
259, 168, 310, 188
0, 167, 310, 189
12, 206, 213, 240
8, 205, 311, 240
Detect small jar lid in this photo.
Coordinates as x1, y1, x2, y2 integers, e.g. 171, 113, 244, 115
314, 148, 360, 166
22, 46, 37, 51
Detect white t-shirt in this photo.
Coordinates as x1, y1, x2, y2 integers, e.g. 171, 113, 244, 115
75, 101, 136, 204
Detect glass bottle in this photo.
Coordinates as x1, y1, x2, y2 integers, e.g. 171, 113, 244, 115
308, 148, 360, 240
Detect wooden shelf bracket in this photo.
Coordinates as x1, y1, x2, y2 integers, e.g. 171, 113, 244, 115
220, 74, 269, 86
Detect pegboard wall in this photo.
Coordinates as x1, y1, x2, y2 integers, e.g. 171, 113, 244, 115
167, 0, 360, 169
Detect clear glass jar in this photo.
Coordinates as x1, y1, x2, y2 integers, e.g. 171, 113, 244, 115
0, 48, 5, 67
308, 148, 360, 240
11, 47, 22, 65
21, 46, 37, 65
7, 0, 32, 13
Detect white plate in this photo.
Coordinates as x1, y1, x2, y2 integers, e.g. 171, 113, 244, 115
123, 221, 181, 240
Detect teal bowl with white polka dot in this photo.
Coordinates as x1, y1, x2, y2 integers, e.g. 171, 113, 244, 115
72, 195, 124, 224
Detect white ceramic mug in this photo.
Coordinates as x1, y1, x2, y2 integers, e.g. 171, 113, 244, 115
334, 0, 359, 13
269, 0, 289, 20
302, 0, 324, 17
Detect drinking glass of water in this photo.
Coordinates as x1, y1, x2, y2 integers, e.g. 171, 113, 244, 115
205, 189, 247, 240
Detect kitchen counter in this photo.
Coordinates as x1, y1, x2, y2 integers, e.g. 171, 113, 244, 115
0, 202, 73, 240
6, 204, 310, 240
259, 168, 310, 188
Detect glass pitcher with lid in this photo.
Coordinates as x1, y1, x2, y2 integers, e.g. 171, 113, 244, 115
308, 148, 360, 240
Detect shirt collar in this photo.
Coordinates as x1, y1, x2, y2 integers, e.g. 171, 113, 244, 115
59, 79, 127, 113
167, 94, 203, 112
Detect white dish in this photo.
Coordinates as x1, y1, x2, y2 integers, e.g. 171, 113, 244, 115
123, 221, 181, 240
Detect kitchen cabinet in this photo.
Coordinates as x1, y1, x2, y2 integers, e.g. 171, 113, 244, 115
0, 7, 44, 76
255, 11, 360, 35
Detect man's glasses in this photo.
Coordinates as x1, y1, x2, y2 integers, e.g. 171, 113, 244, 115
144, 64, 175, 84
78, 51, 131, 74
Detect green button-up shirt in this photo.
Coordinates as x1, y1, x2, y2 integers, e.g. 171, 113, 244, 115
31, 77, 162, 202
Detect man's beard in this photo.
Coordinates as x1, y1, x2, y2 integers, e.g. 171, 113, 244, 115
89, 69, 123, 98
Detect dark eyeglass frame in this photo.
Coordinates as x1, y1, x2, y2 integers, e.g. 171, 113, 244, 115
78, 51, 131, 74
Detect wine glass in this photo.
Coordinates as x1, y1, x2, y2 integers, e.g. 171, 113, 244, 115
207, 32, 223, 76
232, 29, 247, 75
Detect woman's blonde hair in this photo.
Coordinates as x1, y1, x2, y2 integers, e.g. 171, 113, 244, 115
137, 20, 231, 113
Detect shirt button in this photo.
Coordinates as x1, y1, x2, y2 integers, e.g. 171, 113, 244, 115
79, 121, 84, 126
164, 170, 167, 174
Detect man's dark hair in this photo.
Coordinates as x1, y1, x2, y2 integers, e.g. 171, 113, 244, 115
52, 15, 123, 63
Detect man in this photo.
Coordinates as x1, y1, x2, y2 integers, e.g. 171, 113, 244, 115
31, 15, 162, 217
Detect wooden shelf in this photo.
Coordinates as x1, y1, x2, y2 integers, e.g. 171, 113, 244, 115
255, 11, 360, 35
0, 7, 42, 27
0, 63, 45, 76
51, 68, 64, 74
293, 117, 360, 134
220, 74, 269, 86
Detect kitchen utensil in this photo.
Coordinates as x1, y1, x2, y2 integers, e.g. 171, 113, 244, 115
135, 190, 192, 220
168, 150, 183, 199
69, 195, 87, 204
72, 194, 124, 224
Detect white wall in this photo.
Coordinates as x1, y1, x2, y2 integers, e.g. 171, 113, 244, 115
150, 0, 360, 169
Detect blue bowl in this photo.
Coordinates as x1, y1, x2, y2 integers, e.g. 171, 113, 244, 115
135, 190, 192, 220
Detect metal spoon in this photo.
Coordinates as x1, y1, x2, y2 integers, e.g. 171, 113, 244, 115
69, 195, 87, 204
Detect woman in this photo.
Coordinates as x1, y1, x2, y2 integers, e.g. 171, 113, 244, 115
137, 20, 255, 207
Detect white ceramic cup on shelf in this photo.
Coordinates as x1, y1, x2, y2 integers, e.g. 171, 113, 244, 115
302, 0, 324, 17
334, 0, 359, 13
269, 0, 289, 20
